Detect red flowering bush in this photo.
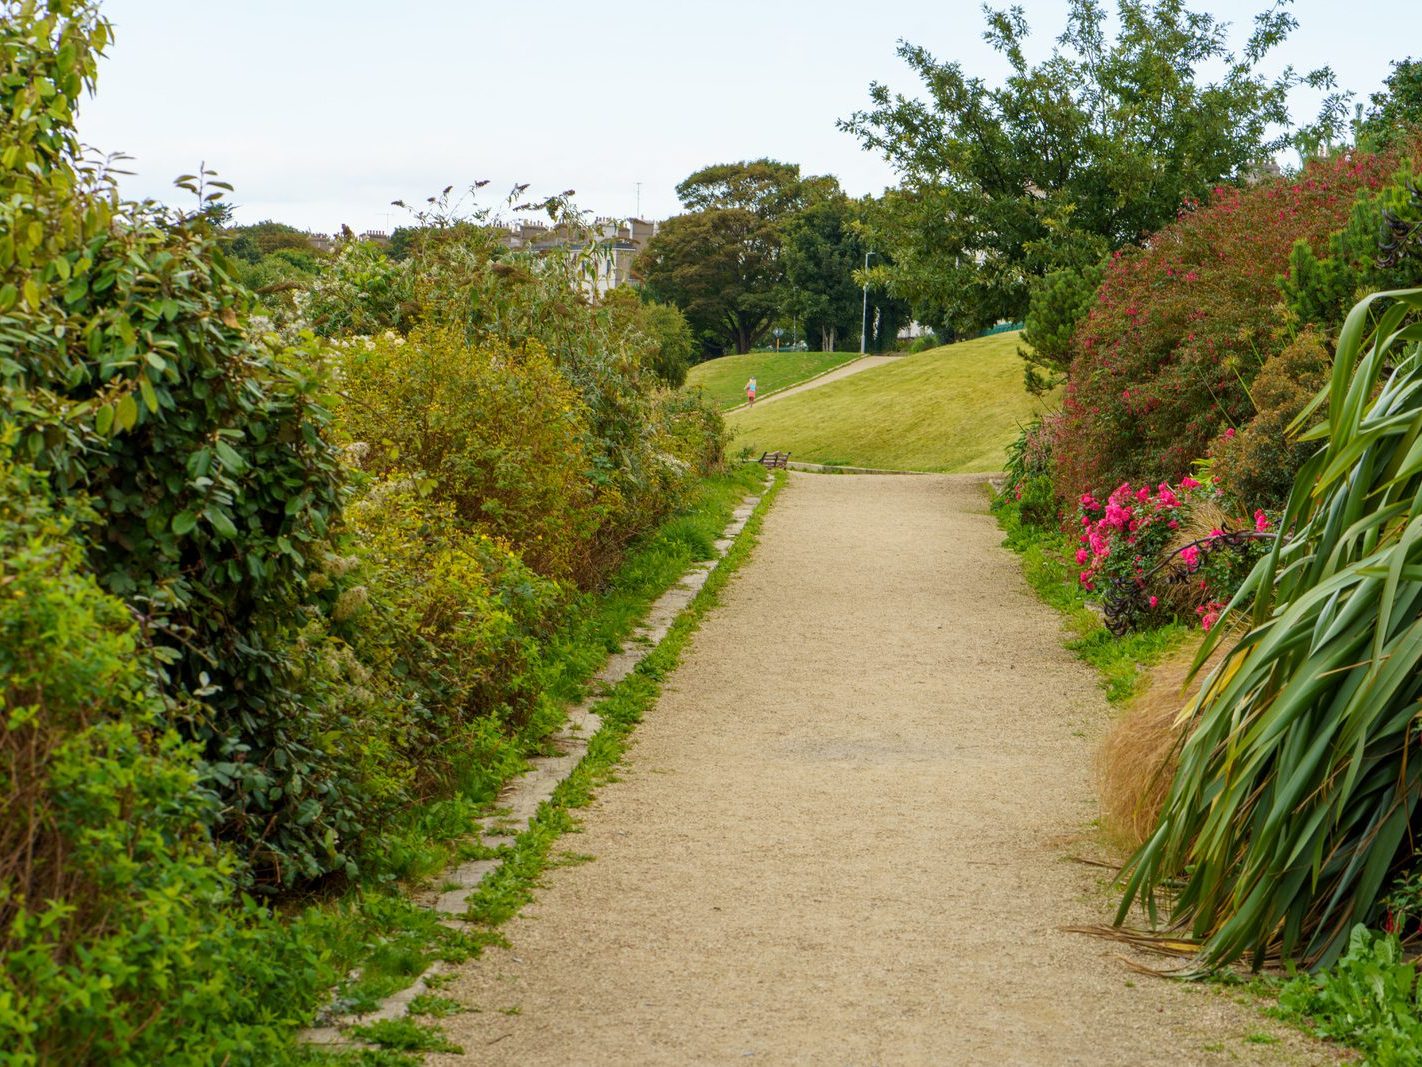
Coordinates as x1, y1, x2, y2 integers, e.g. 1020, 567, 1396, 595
1055, 153, 1394, 500
1076, 475, 1273, 630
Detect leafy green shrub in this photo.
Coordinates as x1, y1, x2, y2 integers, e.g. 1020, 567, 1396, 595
908, 331, 940, 353
1212, 329, 1332, 508
1020, 262, 1103, 394
1276, 925, 1422, 1063
299, 237, 415, 336
0, 444, 324, 1064
1118, 289, 1422, 970
995, 415, 1060, 529
335, 328, 596, 583
234, 248, 324, 322
323, 479, 558, 807
1, 0, 370, 888
600, 287, 695, 387
378, 208, 725, 579
1055, 154, 1392, 500
655, 386, 726, 477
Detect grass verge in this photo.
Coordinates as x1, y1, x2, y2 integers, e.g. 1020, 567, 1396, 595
995, 490, 1184, 704
287, 465, 777, 1059
728, 333, 1056, 472
686, 351, 857, 411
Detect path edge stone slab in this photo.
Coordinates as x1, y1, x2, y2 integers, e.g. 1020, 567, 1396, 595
301, 475, 773, 1045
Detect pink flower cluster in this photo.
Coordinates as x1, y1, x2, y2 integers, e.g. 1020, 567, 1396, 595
1075, 476, 1274, 630
1196, 599, 1228, 632
1076, 481, 1189, 593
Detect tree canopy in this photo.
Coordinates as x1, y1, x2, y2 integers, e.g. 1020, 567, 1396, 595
638, 207, 781, 356
781, 194, 866, 352
1356, 57, 1422, 151
840, 0, 1345, 338
640, 160, 856, 356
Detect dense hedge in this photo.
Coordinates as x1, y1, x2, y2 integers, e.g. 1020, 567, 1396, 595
1, 3, 725, 1058
1055, 153, 1392, 500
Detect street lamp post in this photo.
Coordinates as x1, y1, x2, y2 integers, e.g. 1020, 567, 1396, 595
859, 251, 876, 355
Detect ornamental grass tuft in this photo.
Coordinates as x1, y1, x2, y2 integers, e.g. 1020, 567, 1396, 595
1118, 287, 1422, 970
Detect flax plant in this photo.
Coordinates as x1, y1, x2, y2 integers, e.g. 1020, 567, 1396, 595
1118, 288, 1422, 970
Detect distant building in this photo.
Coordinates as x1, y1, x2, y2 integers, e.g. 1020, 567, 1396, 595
1244, 159, 1283, 186
305, 216, 659, 298
506, 216, 659, 297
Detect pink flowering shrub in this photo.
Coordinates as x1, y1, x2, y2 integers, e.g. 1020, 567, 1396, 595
1076, 477, 1273, 629
1054, 152, 1395, 501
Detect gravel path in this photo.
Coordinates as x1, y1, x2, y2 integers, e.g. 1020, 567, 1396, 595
432, 473, 1337, 1066
730, 355, 899, 412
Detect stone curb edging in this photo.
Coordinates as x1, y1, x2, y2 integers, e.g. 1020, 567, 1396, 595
302, 477, 773, 1046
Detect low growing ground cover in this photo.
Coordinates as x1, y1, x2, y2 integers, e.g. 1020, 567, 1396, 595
685, 350, 856, 410
727, 332, 1055, 471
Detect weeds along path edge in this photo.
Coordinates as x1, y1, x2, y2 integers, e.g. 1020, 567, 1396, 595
304, 470, 786, 1053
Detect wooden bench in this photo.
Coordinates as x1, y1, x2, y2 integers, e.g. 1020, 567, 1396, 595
758, 450, 791, 470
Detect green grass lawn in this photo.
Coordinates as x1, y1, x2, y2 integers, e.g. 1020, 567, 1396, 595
727, 331, 1054, 472
685, 350, 859, 411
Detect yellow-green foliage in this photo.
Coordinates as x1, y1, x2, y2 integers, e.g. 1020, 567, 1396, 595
1213, 329, 1333, 508
319, 479, 557, 806
728, 333, 1054, 471
336, 329, 595, 584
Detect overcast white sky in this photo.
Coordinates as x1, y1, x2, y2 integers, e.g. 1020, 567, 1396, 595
75, 0, 1418, 234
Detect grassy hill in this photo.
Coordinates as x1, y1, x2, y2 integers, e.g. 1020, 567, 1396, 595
727, 332, 1053, 472
686, 350, 858, 411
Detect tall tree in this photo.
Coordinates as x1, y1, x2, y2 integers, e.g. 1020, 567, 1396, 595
1356, 58, 1422, 151
841, 0, 1346, 339
676, 158, 809, 218
782, 194, 866, 352
637, 208, 781, 355
641, 161, 847, 356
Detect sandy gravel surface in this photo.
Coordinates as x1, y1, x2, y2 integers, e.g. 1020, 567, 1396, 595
432, 473, 1338, 1066
733, 355, 898, 412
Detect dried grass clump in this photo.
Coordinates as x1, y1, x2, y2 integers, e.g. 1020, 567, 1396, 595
1150, 497, 1231, 615
1097, 639, 1229, 849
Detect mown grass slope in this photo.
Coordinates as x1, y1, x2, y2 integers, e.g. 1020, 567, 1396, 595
686, 350, 857, 411
727, 332, 1052, 472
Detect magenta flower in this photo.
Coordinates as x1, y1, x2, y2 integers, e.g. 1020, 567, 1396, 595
1180, 545, 1200, 569
1254, 509, 1271, 532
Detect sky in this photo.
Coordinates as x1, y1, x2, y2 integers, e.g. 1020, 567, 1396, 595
74, 0, 1418, 235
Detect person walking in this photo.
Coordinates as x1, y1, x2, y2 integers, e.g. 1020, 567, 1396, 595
745, 375, 758, 406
